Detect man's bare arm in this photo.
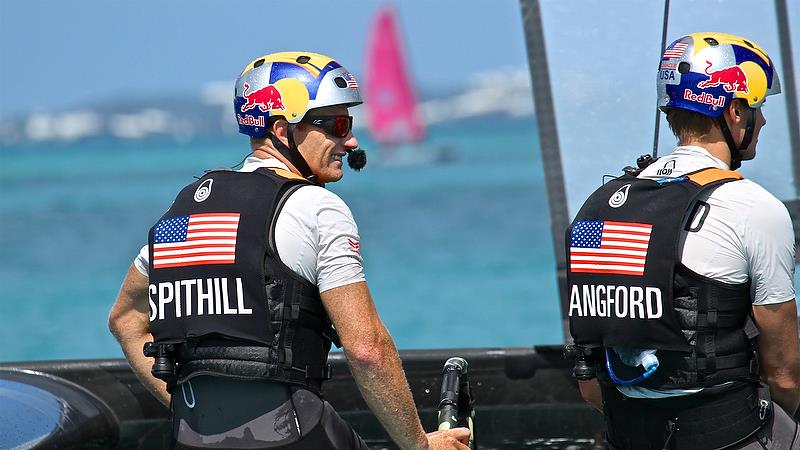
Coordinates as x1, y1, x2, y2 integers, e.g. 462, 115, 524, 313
321, 282, 468, 450
108, 265, 170, 406
578, 379, 603, 413
752, 299, 800, 415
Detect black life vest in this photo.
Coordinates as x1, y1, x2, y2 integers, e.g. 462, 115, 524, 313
567, 167, 759, 389
147, 167, 340, 393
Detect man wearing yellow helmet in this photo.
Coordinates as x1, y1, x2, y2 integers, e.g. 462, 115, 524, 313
109, 52, 470, 450
566, 33, 800, 448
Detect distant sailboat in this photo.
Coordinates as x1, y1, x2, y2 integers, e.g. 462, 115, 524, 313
364, 5, 455, 166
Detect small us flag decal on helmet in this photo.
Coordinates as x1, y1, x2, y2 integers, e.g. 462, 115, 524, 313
662, 42, 688, 59
345, 73, 359, 89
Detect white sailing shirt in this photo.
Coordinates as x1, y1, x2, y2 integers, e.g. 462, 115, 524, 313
638, 145, 795, 306
617, 146, 795, 398
134, 156, 366, 293
619, 145, 795, 398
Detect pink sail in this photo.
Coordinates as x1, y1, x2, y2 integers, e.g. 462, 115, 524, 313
364, 6, 425, 146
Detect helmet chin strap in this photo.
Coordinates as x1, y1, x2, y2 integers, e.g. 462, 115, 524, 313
717, 106, 756, 170
268, 124, 318, 184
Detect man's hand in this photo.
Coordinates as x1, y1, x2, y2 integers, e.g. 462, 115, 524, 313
578, 379, 603, 413
426, 428, 471, 450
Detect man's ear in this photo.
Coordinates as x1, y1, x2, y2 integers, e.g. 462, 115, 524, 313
271, 118, 290, 147
734, 99, 747, 119
724, 99, 744, 124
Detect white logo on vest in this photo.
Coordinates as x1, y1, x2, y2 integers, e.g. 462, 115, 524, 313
608, 184, 631, 208
194, 179, 213, 202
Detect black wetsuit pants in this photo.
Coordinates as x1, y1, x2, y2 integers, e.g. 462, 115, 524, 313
169, 376, 369, 450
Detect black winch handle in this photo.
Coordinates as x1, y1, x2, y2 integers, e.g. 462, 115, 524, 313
437, 357, 476, 449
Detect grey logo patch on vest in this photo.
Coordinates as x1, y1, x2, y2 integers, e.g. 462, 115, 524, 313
608, 184, 631, 208
194, 179, 213, 202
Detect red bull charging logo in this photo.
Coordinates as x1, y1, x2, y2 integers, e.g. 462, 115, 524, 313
697, 60, 749, 93
240, 82, 286, 113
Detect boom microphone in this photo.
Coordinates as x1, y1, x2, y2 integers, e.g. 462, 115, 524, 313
346, 148, 367, 171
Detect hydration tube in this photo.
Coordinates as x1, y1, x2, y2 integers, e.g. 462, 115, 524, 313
605, 348, 659, 386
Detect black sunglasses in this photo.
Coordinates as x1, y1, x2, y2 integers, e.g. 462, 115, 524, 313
301, 115, 353, 138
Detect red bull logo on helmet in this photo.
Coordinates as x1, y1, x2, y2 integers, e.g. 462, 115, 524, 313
236, 114, 264, 127
240, 82, 286, 113
683, 89, 725, 108
697, 60, 749, 94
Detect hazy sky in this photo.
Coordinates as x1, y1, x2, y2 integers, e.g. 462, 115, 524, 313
0, 0, 528, 118
1, 0, 796, 119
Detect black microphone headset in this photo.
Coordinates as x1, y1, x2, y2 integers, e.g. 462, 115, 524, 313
346, 148, 367, 171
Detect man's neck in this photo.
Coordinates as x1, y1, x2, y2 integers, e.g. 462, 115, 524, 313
680, 137, 731, 168
251, 147, 303, 176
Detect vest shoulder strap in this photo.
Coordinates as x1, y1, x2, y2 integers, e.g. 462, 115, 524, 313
686, 167, 743, 187
263, 166, 307, 181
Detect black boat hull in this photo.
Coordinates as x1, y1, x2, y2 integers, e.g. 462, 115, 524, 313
0, 345, 603, 449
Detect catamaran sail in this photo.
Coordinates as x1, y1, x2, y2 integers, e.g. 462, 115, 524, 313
364, 5, 426, 147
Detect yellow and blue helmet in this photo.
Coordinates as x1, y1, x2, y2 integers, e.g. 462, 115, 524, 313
657, 32, 781, 118
234, 52, 363, 137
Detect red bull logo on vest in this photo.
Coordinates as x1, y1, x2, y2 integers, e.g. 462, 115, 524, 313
240, 82, 286, 113
697, 60, 749, 93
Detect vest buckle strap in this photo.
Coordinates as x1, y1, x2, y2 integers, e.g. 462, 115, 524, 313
744, 316, 760, 339
283, 304, 301, 322
697, 310, 718, 328
322, 326, 342, 348
297, 363, 333, 381
280, 347, 293, 366
662, 419, 677, 450
749, 357, 759, 378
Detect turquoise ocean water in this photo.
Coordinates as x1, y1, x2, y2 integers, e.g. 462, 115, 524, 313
1, 118, 565, 361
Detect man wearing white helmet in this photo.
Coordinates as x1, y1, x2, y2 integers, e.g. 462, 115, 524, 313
566, 33, 800, 448
109, 52, 469, 450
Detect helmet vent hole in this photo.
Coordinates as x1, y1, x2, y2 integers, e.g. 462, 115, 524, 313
253, 59, 265, 68
296, 55, 311, 64
743, 39, 755, 48
334, 77, 348, 88
704, 37, 719, 46
678, 62, 691, 74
